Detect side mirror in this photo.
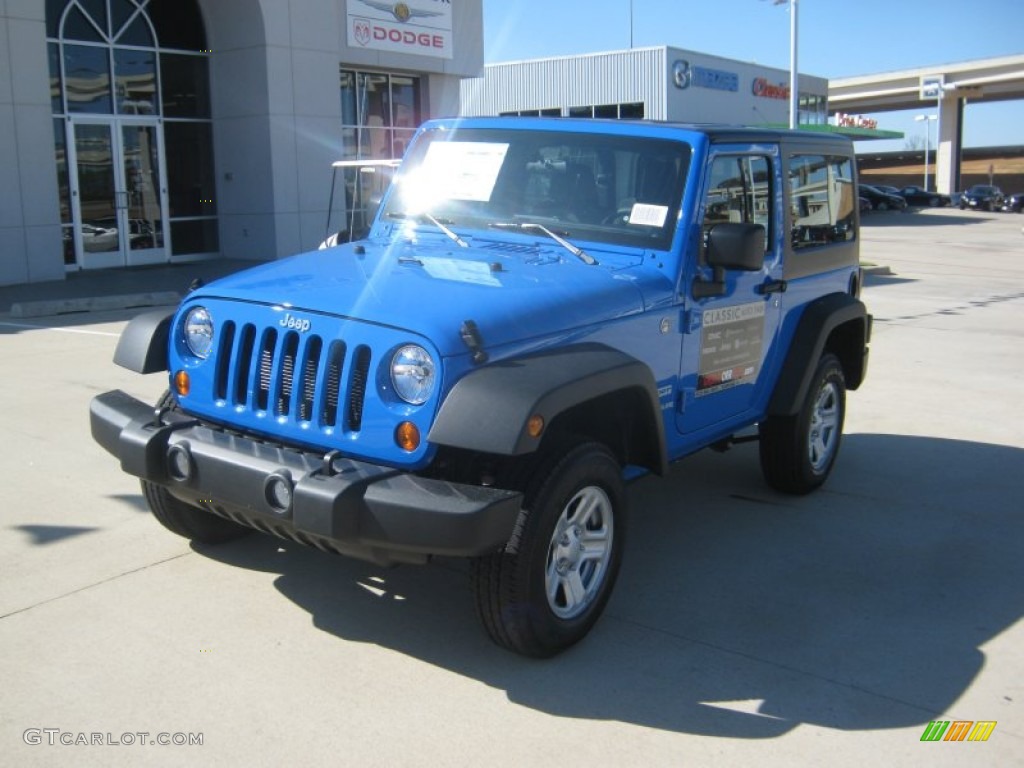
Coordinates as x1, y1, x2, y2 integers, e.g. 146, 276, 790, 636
706, 222, 765, 271
692, 222, 766, 299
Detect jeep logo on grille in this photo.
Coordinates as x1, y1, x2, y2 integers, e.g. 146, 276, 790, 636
280, 312, 312, 332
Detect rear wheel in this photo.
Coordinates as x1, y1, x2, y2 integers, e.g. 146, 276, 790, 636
142, 391, 251, 544
759, 354, 846, 494
472, 440, 625, 657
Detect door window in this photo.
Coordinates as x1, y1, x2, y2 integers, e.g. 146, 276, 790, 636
701, 154, 771, 255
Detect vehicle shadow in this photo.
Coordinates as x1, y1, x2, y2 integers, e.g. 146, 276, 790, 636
196, 433, 1023, 738
862, 272, 916, 288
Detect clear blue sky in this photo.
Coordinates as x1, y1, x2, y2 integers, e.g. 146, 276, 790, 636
482, 0, 1024, 151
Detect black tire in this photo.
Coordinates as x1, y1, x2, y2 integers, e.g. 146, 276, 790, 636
142, 391, 250, 544
759, 354, 846, 495
928, 197, 939, 207
877, 201, 888, 211
472, 440, 625, 658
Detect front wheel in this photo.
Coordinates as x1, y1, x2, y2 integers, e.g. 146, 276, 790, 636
472, 441, 625, 657
759, 354, 846, 494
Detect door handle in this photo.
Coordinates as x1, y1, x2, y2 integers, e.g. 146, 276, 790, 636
756, 279, 787, 295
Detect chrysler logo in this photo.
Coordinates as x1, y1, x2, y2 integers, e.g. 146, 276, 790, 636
358, 0, 444, 23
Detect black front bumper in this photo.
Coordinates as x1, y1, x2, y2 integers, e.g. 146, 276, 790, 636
90, 390, 523, 565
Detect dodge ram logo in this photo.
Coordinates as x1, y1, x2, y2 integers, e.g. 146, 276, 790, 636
353, 19, 371, 46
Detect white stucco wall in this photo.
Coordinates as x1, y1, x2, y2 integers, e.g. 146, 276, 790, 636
1, 0, 64, 286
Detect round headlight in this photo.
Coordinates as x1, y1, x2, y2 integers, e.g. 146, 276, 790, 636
184, 306, 214, 359
391, 345, 436, 405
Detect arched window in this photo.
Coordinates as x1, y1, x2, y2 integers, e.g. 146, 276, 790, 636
47, 0, 217, 267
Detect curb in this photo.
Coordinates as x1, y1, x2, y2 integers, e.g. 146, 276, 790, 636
10, 291, 182, 319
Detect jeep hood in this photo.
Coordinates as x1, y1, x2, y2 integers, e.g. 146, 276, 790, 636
193, 239, 671, 357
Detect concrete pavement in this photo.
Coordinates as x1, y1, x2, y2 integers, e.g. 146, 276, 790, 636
0, 207, 1021, 766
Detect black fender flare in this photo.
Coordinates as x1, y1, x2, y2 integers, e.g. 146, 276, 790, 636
768, 293, 871, 417
428, 344, 668, 475
113, 309, 173, 374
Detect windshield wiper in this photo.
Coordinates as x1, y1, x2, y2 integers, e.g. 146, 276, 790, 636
387, 211, 468, 248
489, 221, 597, 265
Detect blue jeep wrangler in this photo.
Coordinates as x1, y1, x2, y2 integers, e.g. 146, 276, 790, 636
91, 117, 870, 657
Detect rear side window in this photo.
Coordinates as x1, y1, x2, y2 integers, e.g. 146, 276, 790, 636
702, 155, 772, 254
788, 155, 856, 250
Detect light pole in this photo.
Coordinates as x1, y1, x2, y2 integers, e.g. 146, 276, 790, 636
629, 0, 634, 49
774, 0, 799, 129
915, 114, 937, 191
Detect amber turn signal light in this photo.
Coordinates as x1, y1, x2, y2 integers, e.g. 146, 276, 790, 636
174, 370, 190, 397
395, 421, 420, 452
527, 414, 544, 438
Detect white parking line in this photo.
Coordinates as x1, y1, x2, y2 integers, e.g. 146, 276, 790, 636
0, 321, 120, 337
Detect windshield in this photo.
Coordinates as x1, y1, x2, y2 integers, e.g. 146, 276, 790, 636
381, 127, 691, 251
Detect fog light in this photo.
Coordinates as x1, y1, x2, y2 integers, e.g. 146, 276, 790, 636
264, 472, 293, 514
395, 421, 420, 452
167, 444, 193, 481
174, 370, 190, 396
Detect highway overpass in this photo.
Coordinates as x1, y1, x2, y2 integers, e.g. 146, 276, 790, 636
829, 54, 1024, 194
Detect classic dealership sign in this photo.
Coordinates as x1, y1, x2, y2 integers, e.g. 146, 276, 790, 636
348, 0, 453, 59
752, 77, 790, 100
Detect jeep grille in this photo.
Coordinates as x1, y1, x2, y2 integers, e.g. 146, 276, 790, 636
213, 320, 371, 432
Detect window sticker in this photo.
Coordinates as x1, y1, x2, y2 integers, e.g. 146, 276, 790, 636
419, 257, 501, 287
629, 203, 669, 227
420, 141, 510, 202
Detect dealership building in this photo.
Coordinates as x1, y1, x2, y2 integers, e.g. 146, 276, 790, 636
461, 46, 832, 128
2, 2, 893, 288
0, 0, 481, 287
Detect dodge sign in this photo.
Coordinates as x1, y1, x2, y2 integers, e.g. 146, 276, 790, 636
348, 0, 453, 59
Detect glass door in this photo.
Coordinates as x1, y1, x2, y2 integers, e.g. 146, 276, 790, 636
120, 123, 167, 265
71, 121, 121, 269
69, 118, 168, 269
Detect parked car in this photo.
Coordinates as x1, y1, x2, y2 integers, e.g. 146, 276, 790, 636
859, 196, 872, 213
874, 185, 902, 196
960, 184, 1004, 211
1000, 191, 1023, 213
899, 186, 950, 207
859, 184, 907, 211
